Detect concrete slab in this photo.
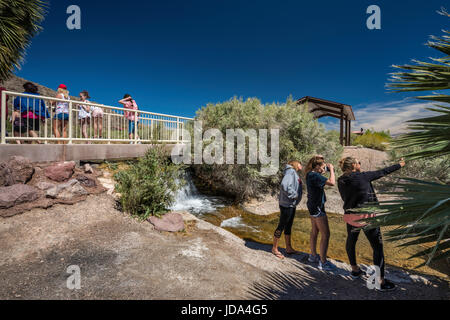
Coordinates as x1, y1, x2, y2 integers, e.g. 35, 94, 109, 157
0, 144, 177, 163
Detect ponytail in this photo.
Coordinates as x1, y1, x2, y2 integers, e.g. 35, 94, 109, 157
339, 157, 357, 174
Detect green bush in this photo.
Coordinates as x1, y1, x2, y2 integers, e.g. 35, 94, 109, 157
388, 146, 450, 184
353, 129, 391, 151
190, 96, 343, 201
114, 146, 184, 219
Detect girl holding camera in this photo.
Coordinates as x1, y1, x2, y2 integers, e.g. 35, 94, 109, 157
305, 156, 337, 271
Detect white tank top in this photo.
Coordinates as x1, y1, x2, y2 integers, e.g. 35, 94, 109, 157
56, 94, 69, 114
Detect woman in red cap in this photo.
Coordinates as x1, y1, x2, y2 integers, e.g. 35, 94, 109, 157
53, 84, 70, 144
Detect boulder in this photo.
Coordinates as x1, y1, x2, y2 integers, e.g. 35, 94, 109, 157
0, 156, 34, 186
76, 175, 97, 188
0, 184, 40, 209
45, 179, 88, 200
44, 162, 76, 182
83, 164, 94, 174
35, 181, 56, 191
148, 212, 185, 232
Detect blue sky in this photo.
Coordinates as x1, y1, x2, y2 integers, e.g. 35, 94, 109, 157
15, 0, 449, 133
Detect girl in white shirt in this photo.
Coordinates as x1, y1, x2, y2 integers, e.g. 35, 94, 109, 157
78, 90, 91, 142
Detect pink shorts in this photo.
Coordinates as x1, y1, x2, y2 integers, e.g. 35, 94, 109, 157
92, 109, 103, 118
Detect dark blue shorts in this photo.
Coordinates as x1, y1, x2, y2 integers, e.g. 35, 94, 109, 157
128, 120, 138, 134
54, 113, 69, 121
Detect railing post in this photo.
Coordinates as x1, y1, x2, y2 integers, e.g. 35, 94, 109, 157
150, 119, 153, 141
181, 121, 184, 142
107, 113, 111, 145
176, 117, 180, 144
68, 101, 73, 144
1, 91, 6, 144
134, 110, 138, 145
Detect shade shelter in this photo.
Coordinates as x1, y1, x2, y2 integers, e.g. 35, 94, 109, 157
297, 96, 355, 146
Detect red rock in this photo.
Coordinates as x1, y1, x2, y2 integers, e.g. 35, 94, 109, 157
148, 212, 185, 232
44, 162, 76, 182
0, 184, 40, 209
0, 156, 34, 186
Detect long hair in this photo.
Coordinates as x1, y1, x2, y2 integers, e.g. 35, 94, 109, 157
339, 157, 357, 175
57, 87, 69, 99
80, 90, 90, 100
305, 156, 326, 175
288, 160, 301, 170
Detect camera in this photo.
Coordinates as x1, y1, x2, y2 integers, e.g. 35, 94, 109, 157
324, 164, 330, 173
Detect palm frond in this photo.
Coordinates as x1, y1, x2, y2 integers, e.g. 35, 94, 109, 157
0, 0, 47, 81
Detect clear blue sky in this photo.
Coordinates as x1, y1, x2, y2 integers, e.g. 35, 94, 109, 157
15, 0, 449, 130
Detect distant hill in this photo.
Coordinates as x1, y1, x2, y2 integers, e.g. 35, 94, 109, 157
1, 75, 79, 101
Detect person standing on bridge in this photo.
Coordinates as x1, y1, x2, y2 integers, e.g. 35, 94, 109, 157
119, 94, 140, 143
53, 84, 70, 144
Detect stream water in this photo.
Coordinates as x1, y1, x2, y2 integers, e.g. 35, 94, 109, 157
172, 173, 449, 280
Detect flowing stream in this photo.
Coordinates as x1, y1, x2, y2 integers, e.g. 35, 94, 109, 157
171, 172, 449, 280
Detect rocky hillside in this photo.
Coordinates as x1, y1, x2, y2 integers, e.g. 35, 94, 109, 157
2, 75, 80, 100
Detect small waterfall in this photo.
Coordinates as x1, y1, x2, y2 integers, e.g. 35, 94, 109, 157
170, 171, 227, 215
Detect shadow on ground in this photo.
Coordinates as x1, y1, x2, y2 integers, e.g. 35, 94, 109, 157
243, 240, 450, 300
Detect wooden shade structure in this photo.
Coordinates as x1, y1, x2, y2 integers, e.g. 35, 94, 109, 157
297, 96, 355, 146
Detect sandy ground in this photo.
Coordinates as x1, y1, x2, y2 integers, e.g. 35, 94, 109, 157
0, 194, 448, 300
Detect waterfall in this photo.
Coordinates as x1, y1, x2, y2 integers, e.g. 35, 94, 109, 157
170, 171, 227, 215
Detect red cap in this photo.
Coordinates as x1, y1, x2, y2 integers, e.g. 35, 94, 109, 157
58, 84, 67, 90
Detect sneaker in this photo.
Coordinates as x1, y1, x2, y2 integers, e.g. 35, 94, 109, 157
351, 269, 365, 279
318, 260, 337, 271
377, 279, 396, 292
308, 254, 320, 263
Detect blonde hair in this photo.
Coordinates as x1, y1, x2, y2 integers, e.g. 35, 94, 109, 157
57, 88, 69, 99
288, 160, 301, 168
305, 156, 325, 175
339, 157, 357, 174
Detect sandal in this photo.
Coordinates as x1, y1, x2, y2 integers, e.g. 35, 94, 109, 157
286, 249, 301, 255
272, 250, 285, 260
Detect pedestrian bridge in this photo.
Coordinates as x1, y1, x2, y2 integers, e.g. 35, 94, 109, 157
0, 91, 192, 162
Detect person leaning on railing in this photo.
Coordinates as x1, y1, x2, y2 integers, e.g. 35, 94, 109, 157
53, 84, 70, 144
13, 82, 50, 144
119, 94, 140, 143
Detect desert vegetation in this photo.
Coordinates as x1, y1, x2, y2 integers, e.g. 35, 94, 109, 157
190, 96, 343, 201
114, 146, 185, 219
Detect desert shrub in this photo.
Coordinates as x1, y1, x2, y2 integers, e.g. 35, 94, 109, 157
353, 129, 391, 151
189, 97, 343, 201
387, 146, 450, 184
114, 146, 184, 219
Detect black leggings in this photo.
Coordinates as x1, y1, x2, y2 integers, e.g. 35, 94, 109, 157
274, 206, 296, 238
346, 223, 385, 278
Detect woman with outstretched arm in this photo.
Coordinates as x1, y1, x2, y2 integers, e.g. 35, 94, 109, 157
337, 157, 405, 292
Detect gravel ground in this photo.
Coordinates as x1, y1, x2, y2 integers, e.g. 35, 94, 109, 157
0, 194, 448, 300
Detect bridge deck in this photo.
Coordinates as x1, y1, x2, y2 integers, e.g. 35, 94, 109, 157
0, 144, 176, 163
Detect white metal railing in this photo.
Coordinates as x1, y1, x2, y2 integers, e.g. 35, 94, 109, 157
1, 90, 193, 145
